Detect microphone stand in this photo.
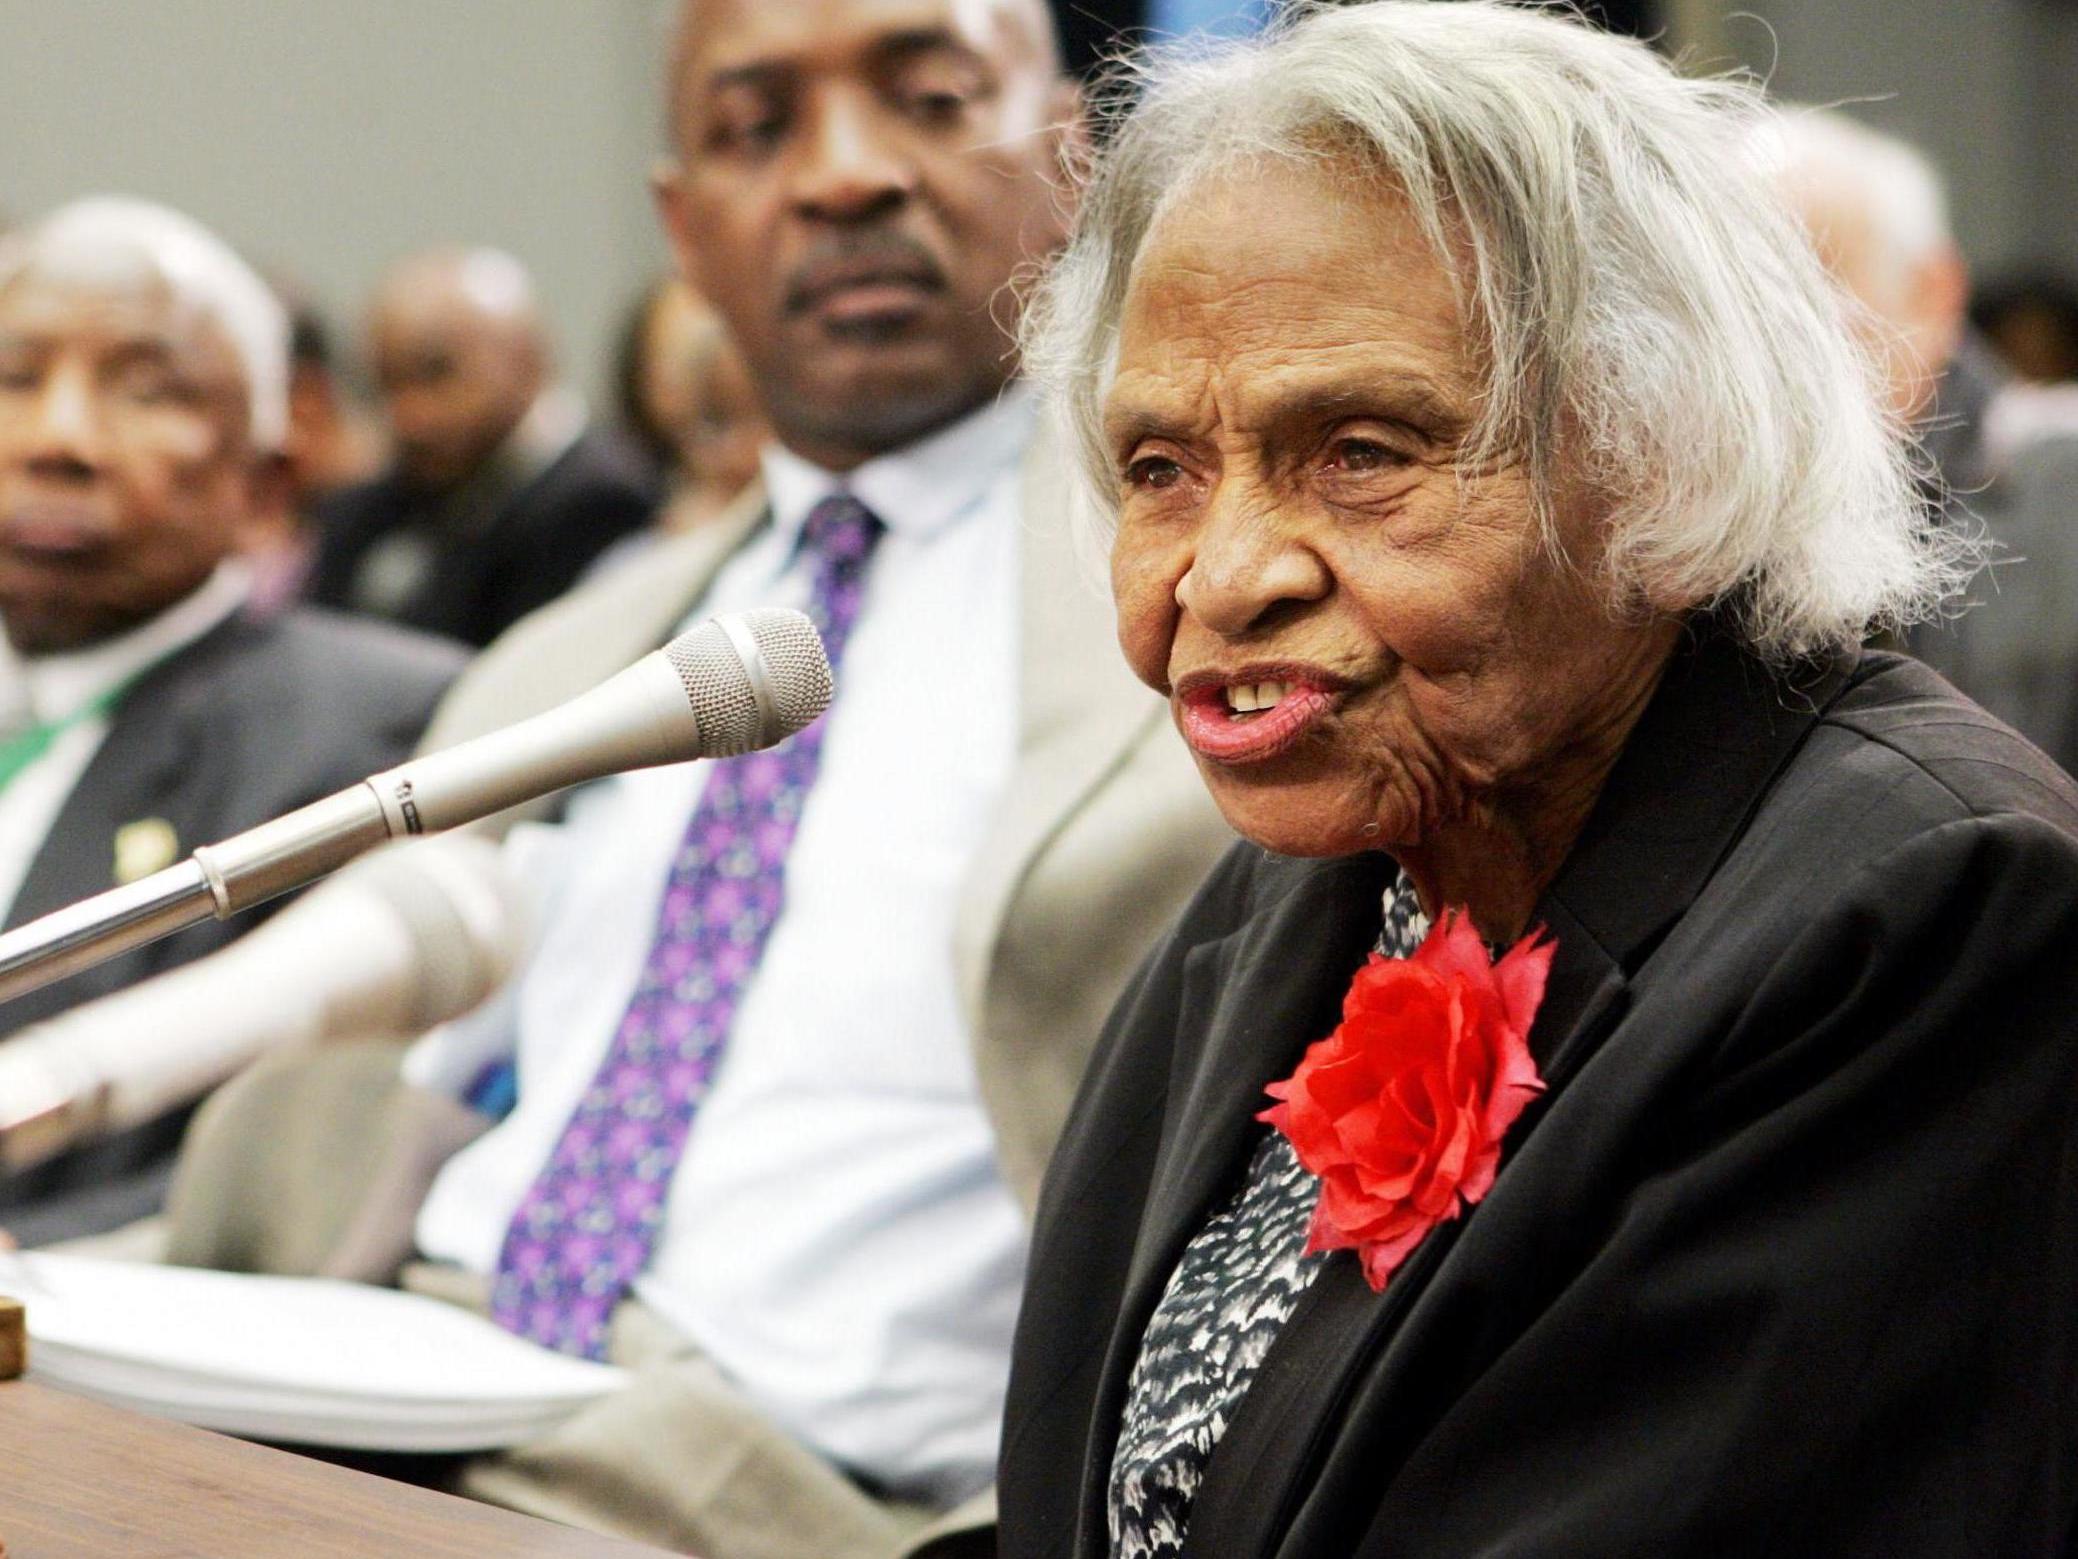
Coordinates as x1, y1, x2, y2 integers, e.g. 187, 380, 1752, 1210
0, 789, 392, 1006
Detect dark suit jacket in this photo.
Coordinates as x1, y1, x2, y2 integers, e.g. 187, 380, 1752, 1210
0, 607, 463, 1244
308, 426, 659, 648
1000, 629, 2078, 1558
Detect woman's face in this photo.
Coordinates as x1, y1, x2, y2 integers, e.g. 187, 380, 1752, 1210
1106, 161, 1670, 859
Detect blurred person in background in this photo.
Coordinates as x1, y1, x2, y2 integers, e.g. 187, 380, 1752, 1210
239, 280, 385, 618
0, 197, 462, 1246
308, 246, 659, 647
1766, 107, 2078, 773
613, 275, 767, 544
1973, 269, 2078, 385
160, 1, 1230, 1555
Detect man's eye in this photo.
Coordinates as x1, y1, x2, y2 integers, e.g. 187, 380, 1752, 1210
1125, 456, 1185, 491
0, 361, 37, 392
111, 367, 184, 405
707, 102, 787, 155
904, 88, 972, 126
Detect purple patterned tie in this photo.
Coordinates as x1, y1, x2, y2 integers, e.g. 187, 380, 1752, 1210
491, 495, 883, 1358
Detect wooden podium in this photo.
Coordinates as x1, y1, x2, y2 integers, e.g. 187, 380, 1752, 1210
0, 1375, 678, 1557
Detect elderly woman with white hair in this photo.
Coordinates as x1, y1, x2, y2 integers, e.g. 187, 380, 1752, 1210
997, 5, 2078, 1555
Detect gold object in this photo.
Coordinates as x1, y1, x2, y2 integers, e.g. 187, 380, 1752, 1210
0, 1297, 24, 1380
112, 818, 180, 885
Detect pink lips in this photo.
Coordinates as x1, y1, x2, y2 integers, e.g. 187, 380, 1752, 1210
1177, 680, 1337, 764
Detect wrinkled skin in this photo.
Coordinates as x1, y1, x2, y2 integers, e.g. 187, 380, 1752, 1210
1105, 161, 1680, 940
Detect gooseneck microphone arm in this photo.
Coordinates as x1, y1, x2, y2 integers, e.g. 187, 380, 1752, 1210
0, 607, 832, 1008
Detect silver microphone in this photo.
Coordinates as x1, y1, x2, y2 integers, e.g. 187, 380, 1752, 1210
0, 836, 529, 1171
0, 608, 831, 1006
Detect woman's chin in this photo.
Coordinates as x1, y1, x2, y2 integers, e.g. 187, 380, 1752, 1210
1203, 772, 1405, 860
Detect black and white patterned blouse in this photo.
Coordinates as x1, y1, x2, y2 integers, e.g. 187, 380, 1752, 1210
1106, 873, 1430, 1559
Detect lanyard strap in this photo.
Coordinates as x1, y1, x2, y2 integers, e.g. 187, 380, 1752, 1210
0, 668, 152, 792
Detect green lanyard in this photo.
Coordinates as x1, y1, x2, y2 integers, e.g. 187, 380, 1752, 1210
0, 674, 144, 792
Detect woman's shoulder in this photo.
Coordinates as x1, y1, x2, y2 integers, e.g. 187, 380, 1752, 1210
1812, 648, 2078, 837
1727, 648, 2078, 924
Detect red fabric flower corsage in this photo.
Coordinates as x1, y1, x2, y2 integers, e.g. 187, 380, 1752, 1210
1259, 910, 1554, 1292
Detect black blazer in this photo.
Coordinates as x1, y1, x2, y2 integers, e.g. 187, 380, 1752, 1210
1001, 630, 2078, 1558
309, 425, 659, 648
0, 607, 463, 1244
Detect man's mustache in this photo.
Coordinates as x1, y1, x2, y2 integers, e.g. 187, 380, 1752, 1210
782, 234, 948, 315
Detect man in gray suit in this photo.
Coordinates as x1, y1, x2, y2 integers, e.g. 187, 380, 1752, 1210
167, 2, 1230, 1555
0, 198, 463, 1243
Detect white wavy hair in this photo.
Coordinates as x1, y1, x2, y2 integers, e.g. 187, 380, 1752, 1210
0, 196, 290, 451
1024, 1, 1975, 662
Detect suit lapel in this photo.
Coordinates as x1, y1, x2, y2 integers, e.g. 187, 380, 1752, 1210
6, 622, 236, 929
566, 488, 771, 692
1068, 851, 1395, 1556
955, 435, 1166, 1050
1167, 626, 1856, 1557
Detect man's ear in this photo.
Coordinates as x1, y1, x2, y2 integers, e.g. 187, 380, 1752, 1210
651, 160, 708, 297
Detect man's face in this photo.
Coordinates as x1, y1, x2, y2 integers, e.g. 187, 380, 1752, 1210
370, 304, 538, 492
0, 274, 255, 655
655, 0, 1076, 471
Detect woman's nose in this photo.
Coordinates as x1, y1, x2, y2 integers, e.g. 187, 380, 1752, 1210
1174, 493, 1331, 638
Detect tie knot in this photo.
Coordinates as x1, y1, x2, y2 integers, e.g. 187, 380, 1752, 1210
800, 494, 882, 567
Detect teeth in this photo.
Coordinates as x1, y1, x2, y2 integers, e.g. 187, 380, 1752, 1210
1224, 681, 1292, 714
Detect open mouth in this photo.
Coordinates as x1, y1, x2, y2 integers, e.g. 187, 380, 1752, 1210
1176, 674, 1340, 764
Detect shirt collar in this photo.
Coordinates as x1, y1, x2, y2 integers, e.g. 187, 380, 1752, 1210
756, 383, 1035, 553
3, 561, 252, 726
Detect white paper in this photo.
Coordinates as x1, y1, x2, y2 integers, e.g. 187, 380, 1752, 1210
0, 1251, 627, 1451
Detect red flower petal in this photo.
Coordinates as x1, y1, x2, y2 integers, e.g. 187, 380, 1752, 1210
1261, 912, 1553, 1295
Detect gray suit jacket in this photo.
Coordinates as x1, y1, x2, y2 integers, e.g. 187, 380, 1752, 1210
0, 607, 463, 1244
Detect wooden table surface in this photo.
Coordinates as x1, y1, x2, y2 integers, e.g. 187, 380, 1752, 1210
0, 1379, 678, 1558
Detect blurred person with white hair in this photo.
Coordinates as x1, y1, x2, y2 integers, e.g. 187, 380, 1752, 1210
1766, 106, 2078, 773
308, 246, 659, 647
994, 6, 2078, 1555
0, 196, 463, 1244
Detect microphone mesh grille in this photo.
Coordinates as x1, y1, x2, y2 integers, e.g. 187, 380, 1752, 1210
664, 608, 832, 756
744, 607, 835, 733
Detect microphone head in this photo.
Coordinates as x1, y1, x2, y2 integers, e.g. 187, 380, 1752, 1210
664, 608, 833, 756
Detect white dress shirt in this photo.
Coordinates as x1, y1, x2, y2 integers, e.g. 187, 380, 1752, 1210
411, 390, 1033, 1505
0, 564, 251, 921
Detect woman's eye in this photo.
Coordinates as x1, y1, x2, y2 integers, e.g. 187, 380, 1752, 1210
1327, 437, 1402, 473
1125, 456, 1184, 491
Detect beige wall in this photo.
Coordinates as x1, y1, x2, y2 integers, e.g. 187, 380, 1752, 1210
0, 0, 674, 404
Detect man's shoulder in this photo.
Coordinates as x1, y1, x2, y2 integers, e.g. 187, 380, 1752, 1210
310, 472, 409, 538
420, 508, 763, 748
515, 426, 661, 519
237, 608, 467, 695
156, 609, 464, 742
